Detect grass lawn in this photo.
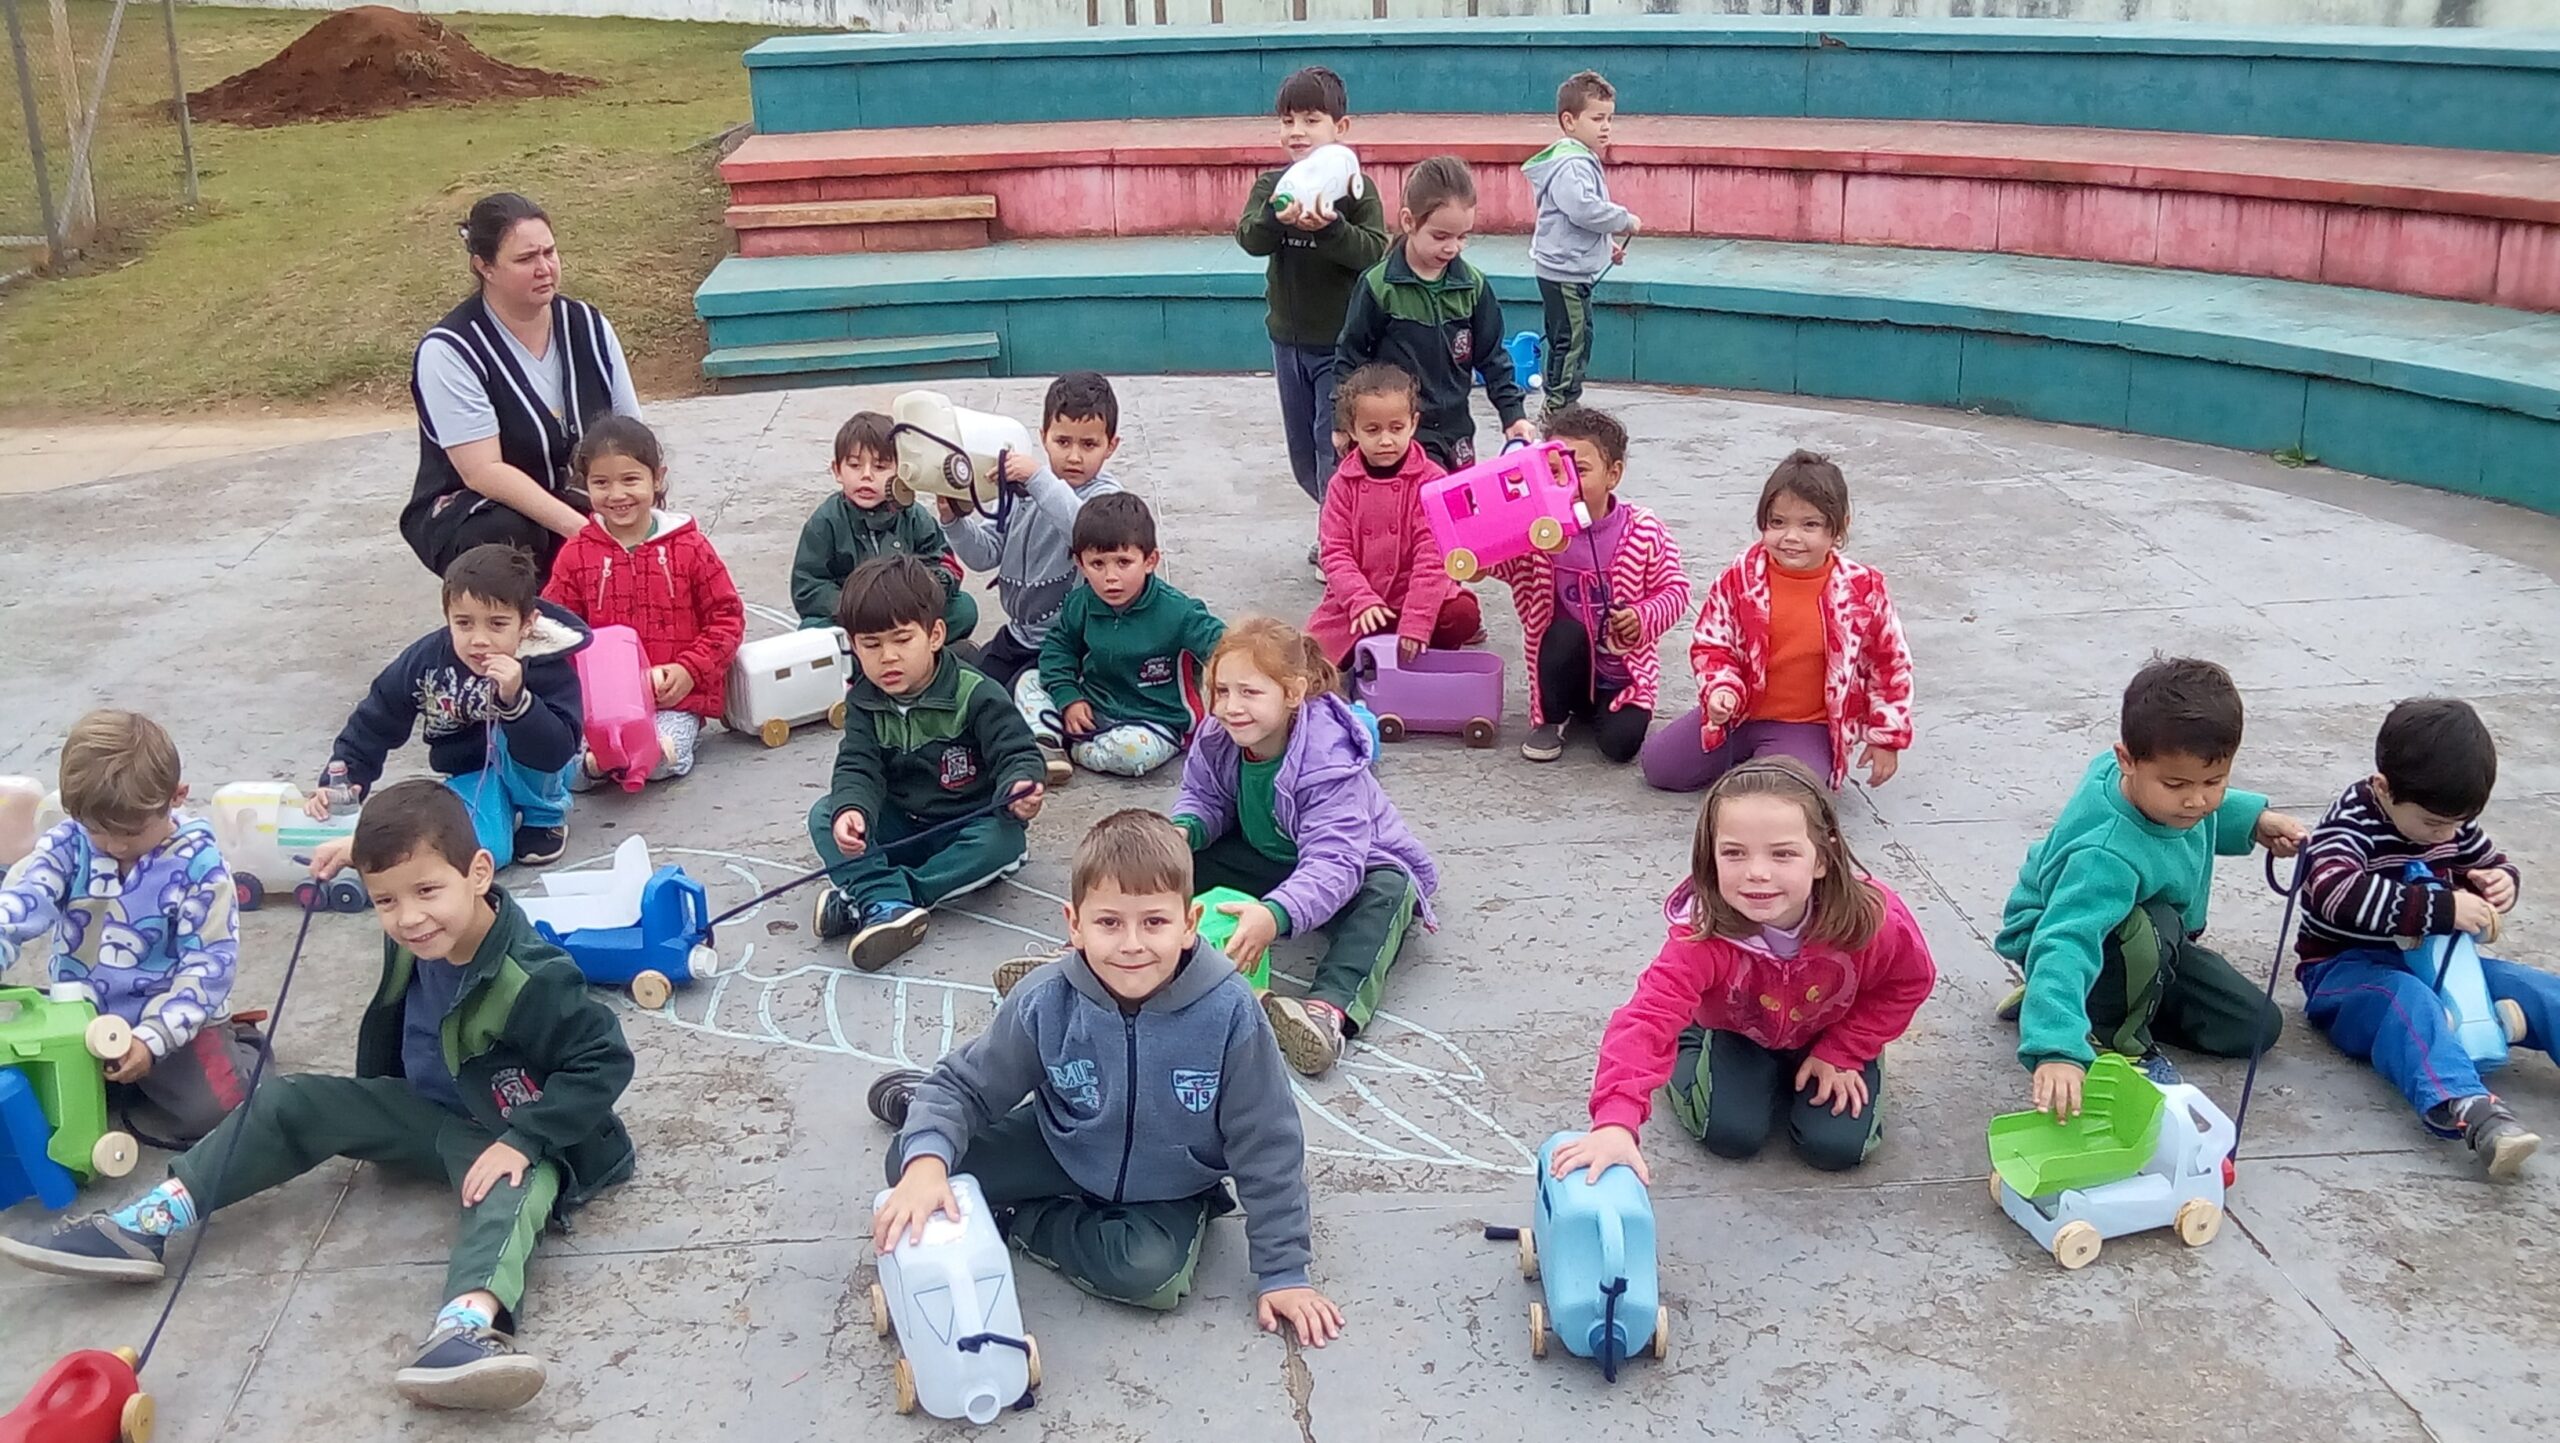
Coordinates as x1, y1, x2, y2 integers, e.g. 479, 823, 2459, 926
0, 5, 794, 418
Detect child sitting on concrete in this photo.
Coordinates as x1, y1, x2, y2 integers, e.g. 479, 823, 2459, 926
542, 416, 744, 785
868, 808, 1343, 1346
2297, 698, 2544, 1178
793, 410, 977, 645
943, 372, 1126, 783
1305, 363, 1481, 668
1997, 657, 2305, 1117
811, 555, 1048, 972
1021, 493, 1226, 778
308, 542, 590, 870
1524, 68, 1638, 420
0, 710, 259, 1145
2, 780, 637, 1413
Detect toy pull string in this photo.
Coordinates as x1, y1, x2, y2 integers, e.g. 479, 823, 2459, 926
2231, 851, 2309, 1153
690, 782, 1041, 938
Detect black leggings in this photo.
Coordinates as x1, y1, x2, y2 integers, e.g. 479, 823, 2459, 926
404, 492, 567, 585
1536, 614, 1650, 762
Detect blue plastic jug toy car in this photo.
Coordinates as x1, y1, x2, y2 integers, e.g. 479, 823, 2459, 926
513, 836, 718, 1009
2396, 860, 2526, 1070
1486, 1130, 1670, 1379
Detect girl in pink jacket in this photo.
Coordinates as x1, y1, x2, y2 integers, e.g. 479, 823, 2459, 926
1305, 364, 1485, 667
1553, 756, 1937, 1179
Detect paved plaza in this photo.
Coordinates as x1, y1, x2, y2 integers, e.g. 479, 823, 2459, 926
2, 378, 2555, 1442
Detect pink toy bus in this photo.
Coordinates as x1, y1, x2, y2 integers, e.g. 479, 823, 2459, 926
576, 625, 662, 792
1421, 440, 1588, 582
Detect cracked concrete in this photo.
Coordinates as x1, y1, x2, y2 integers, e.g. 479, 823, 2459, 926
2, 377, 2557, 1441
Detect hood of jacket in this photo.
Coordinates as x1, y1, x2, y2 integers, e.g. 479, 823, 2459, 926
1522, 136, 1597, 186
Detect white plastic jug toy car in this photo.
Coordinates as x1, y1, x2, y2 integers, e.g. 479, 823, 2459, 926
867, 1172, 1040, 1423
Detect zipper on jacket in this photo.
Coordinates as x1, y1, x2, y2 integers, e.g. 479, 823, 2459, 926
1110, 1013, 1138, 1204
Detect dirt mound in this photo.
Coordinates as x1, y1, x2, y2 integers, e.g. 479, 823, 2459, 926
188, 6, 593, 128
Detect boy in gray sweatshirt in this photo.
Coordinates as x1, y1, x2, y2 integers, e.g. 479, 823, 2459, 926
868, 809, 1345, 1346
1524, 70, 1639, 418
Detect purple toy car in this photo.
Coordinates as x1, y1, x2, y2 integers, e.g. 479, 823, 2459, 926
1350, 637, 1504, 748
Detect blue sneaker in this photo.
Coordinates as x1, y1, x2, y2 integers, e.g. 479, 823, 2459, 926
847, 902, 929, 973
2131, 1049, 2183, 1087
0, 1215, 167, 1282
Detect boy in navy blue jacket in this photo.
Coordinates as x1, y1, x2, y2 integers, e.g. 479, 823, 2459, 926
868, 809, 1343, 1346
311, 542, 590, 869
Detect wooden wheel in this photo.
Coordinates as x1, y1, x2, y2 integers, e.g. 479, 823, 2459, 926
2499, 997, 2528, 1044
893, 1356, 916, 1415
2174, 1199, 2222, 1247
1652, 1305, 1670, 1361
1517, 1227, 1538, 1280
1444, 547, 1480, 582
93, 1131, 138, 1179
629, 970, 673, 1011
1989, 1173, 2005, 1206
1025, 1333, 1042, 1390
2050, 1220, 2102, 1270
828, 700, 849, 730
1375, 714, 1407, 743
1462, 717, 1496, 748
1529, 516, 1566, 552
759, 718, 791, 748
1527, 1301, 1547, 1359
869, 1281, 890, 1338
119, 1392, 155, 1443
85, 1015, 133, 1062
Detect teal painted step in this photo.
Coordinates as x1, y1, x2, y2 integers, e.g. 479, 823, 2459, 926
693, 236, 2560, 510
699, 332, 999, 382
743, 19, 2560, 154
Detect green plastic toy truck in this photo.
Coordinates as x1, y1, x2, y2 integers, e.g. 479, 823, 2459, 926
0, 985, 140, 1183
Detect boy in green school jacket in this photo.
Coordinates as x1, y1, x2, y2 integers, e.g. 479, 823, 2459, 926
1021, 493, 1226, 780
792, 410, 977, 643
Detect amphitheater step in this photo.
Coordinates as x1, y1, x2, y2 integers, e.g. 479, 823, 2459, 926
693, 235, 2560, 508
700, 332, 1000, 387
725, 196, 998, 257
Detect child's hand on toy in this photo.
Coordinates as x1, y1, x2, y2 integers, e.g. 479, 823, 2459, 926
1353, 604, 1396, 637
461, 1140, 531, 1206
832, 808, 868, 858
1796, 1056, 1869, 1117
1001, 451, 1037, 486
2032, 1061, 2086, 1120
1550, 1124, 1650, 1185
1398, 636, 1425, 663
301, 788, 335, 821
103, 1037, 154, 1084
1061, 701, 1098, 738
1504, 418, 1540, 446
2253, 808, 2307, 857
2472, 868, 2518, 912
307, 836, 355, 880
2454, 889, 2499, 937
1857, 744, 1899, 787
1606, 607, 1643, 650
1703, 688, 1741, 729
1219, 900, 1279, 966
936, 496, 962, 523
874, 1155, 962, 1251
1007, 783, 1046, 823
482, 653, 525, 707
650, 665, 694, 707
1258, 1285, 1346, 1347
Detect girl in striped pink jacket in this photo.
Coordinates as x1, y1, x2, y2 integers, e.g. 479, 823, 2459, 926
1485, 406, 1692, 765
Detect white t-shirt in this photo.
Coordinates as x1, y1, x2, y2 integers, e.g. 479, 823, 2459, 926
414, 309, 642, 449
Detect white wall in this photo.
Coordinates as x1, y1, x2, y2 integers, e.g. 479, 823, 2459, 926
184, 0, 2556, 33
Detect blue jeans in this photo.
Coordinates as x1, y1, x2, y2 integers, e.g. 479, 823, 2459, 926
2302, 948, 2560, 1127
446, 728, 575, 869
1272, 341, 1339, 504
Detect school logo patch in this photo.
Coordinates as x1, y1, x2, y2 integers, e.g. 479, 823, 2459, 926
1450, 328, 1474, 367
1137, 655, 1175, 688
938, 745, 981, 791
489, 1066, 542, 1118
1171, 1067, 1221, 1114
1047, 1059, 1101, 1111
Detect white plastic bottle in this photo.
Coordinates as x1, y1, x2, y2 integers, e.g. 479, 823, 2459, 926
872, 1173, 1034, 1424
1273, 143, 1363, 215
321, 761, 361, 816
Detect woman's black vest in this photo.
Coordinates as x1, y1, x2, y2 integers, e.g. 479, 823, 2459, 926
402, 293, 619, 564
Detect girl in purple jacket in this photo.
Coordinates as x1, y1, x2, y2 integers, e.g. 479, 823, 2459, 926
1171, 616, 1440, 1077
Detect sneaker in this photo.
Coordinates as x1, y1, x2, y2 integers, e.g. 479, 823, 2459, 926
512, 824, 567, 867
393, 1326, 548, 1411
2130, 1049, 2183, 1087
992, 950, 1065, 998
1993, 984, 2025, 1023
0, 1215, 167, 1282
1264, 994, 1347, 1077
1306, 542, 1321, 568
847, 902, 930, 972
812, 887, 857, 941
1520, 720, 1568, 763
2453, 1095, 2541, 1180
1040, 742, 1072, 787
867, 1068, 927, 1128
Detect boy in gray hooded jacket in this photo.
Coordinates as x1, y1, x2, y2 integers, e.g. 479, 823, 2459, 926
868, 809, 1346, 1347
1524, 69, 1639, 418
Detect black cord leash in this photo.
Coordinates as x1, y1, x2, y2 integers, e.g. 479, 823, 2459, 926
2231, 850, 2308, 1154
691, 782, 1041, 938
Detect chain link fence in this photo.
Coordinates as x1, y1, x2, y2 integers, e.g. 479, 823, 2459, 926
2, 0, 195, 277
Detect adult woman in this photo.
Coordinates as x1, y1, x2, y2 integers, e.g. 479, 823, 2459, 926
402, 192, 642, 580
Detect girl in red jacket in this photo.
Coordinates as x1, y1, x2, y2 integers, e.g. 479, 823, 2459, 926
1554, 756, 1937, 1179
1304, 364, 1486, 667
1638, 450, 1913, 793
542, 416, 746, 783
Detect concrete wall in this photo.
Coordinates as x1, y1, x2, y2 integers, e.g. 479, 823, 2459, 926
182, 0, 2554, 35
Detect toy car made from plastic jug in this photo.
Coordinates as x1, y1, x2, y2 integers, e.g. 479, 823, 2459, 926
514, 836, 717, 1010
1988, 1054, 2234, 1269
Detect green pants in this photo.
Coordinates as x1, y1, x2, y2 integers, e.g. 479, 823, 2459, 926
169, 1074, 560, 1327
806, 800, 1026, 911
2085, 901, 2284, 1060
1191, 831, 1420, 1034
801, 588, 977, 646
888, 1104, 1223, 1311
1665, 1027, 1884, 1172
1538, 277, 1596, 416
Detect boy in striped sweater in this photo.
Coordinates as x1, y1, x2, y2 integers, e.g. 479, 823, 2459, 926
2297, 698, 2544, 1178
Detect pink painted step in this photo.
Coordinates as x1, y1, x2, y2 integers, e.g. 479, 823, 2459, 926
719, 115, 2560, 310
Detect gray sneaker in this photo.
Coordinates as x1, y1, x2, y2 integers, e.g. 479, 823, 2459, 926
868, 1068, 927, 1128
0, 1215, 167, 1282
2454, 1095, 2540, 1180
393, 1326, 548, 1411
1263, 994, 1347, 1077
1520, 720, 1567, 763
812, 887, 857, 941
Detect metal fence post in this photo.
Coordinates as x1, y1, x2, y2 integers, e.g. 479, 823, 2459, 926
61, 0, 130, 233
2, 0, 62, 266
160, 0, 194, 206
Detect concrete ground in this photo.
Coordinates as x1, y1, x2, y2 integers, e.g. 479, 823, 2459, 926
2, 377, 2557, 1442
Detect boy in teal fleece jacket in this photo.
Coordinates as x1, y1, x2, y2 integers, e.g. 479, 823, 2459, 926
868, 810, 1343, 1346
1023, 494, 1226, 780
791, 411, 976, 643
1995, 657, 2305, 1118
